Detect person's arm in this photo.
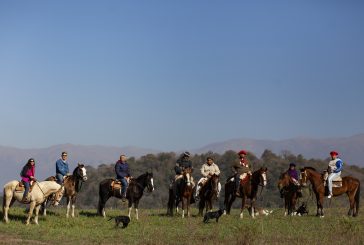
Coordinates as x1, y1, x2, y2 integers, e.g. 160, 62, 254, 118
115, 163, 121, 178
201, 164, 208, 177
334, 160, 343, 173
215, 165, 221, 176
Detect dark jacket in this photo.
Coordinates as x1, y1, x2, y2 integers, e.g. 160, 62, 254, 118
175, 158, 192, 174
287, 169, 299, 180
115, 160, 130, 179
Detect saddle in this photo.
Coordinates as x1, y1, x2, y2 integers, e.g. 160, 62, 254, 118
323, 172, 342, 188
110, 178, 131, 192
15, 181, 35, 192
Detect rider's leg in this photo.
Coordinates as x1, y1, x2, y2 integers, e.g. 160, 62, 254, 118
327, 172, 339, 198
22, 181, 30, 202
235, 175, 240, 195
56, 173, 64, 185
120, 178, 128, 198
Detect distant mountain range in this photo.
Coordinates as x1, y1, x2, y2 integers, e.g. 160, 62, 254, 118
1, 134, 363, 188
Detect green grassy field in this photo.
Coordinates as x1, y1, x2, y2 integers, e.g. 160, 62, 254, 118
0, 206, 363, 245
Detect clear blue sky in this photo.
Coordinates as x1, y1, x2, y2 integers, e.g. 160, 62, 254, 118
1, 1, 363, 150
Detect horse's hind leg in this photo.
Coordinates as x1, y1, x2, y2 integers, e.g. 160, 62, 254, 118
347, 192, 355, 217
134, 201, 140, 220
3, 193, 14, 223
71, 196, 76, 218
240, 197, 246, 219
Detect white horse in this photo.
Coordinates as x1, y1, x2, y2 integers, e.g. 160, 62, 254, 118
3, 180, 64, 225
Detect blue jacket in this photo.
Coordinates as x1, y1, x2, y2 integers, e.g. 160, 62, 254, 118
115, 160, 130, 179
334, 158, 343, 173
56, 159, 69, 176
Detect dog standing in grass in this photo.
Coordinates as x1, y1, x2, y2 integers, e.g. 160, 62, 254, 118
108, 215, 131, 228
203, 209, 225, 223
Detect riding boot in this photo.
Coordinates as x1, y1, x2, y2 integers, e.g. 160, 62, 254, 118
121, 192, 127, 202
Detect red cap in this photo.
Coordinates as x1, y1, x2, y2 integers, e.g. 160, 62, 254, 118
330, 151, 339, 156
238, 150, 247, 155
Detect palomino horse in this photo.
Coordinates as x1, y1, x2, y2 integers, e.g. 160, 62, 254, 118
3, 180, 64, 225
300, 167, 360, 217
98, 172, 154, 220
278, 171, 300, 216
197, 174, 220, 216
224, 167, 268, 218
43, 164, 88, 218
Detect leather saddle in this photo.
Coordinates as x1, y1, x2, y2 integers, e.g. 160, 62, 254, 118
15, 181, 25, 192
323, 172, 342, 187
110, 178, 131, 192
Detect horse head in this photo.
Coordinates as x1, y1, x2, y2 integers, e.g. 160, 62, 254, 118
145, 172, 154, 192
74, 163, 88, 182
183, 168, 193, 187
51, 185, 65, 206
299, 167, 317, 187
277, 172, 290, 190
209, 174, 220, 195
258, 167, 268, 187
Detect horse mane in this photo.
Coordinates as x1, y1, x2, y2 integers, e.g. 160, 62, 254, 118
303, 167, 317, 171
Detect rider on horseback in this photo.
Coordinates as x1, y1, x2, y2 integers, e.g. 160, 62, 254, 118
287, 162, 302, 197
174, 151, 195, 197
115, 154, 131, 201
233, 150, 252, 196
56, 151, 70, 185
20, 158, 36, 203
195, 157, 221, 200
327, 151, 343, 198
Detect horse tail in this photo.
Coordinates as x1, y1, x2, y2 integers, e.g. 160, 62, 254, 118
354, 180, 360, 215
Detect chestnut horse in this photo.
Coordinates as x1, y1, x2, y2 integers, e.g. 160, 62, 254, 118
278, 171, 299, 216
300, 167, 360, 217
197, 174, 220, 216
43, 164, 88, 218
3, 180, 64, 225
167, 168, 194, 218
224, 167, 268, 218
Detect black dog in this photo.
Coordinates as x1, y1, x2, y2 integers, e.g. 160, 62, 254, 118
203, 209, 224, 223
108, 215, 130, 228
295, 202, 309, 216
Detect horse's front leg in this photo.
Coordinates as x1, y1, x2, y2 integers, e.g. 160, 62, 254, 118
34, 205, 41, 225
71, 196, 76, 218
182, 197, 186, 218
284, 196, 288, 216
134, 200, 140, 220
251, 199, 256, 218
240, 196, 246, 219
319, 195, 324, 217
128, 201, 132, 220
187, 197, 191, 217
26, 201, 36, 225
66, 197, 71, 218
3, 195, 13, 223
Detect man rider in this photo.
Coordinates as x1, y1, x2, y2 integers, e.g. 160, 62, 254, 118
327, 151, 343, 199
195, 157, 221, 200
232, 150, 252, 196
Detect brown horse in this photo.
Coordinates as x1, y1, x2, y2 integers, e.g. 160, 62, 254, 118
197, 174, 220, 216
224, 167, 268, 218
43, 164, 88, 218
278, 172, 299, 216
300, 167, 360, 217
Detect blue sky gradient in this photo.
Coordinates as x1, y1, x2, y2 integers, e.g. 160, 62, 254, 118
1, 1, 364, 150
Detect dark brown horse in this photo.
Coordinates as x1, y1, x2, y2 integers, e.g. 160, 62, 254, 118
167, 168, 194, 218
98, 172, 154, 220
224, 167, 268, 218
300, 167, 360, 217
197, 174, 220, 216
278, 171, 299, 216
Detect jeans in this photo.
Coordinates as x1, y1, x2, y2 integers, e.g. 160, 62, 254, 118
328, 172, 341, 194
56, 173, 64, 185
22, 181, 30, 199
119, 178, 128, 196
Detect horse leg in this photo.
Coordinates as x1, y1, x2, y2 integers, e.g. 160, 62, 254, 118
284, 196, 288, 216
187, 197, 191, 217
315, 193, 321, 217
71, 196, 76, 218
251, 199, 256, 219
66, 196, 71, 218
319, 195, 324, 217
3, 193, 14, 223
26, 201, 36, 225
240, 196, 246, 219
135, 200, 140, 220
128, 202, 132, 220
347, 191, 355, 217
182, 197, 186, 218
34, 205, 41, 225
